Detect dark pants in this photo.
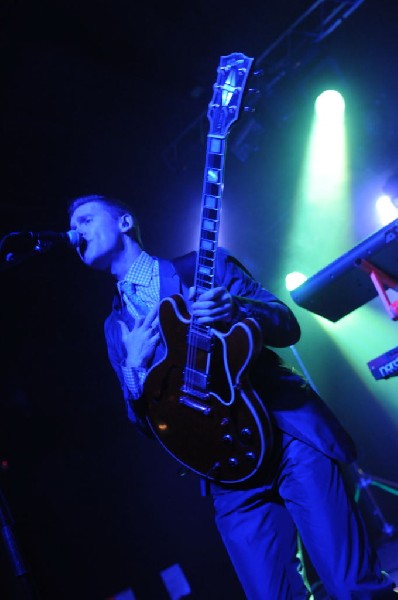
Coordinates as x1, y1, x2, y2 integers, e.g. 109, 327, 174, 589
211, 434, 396, 599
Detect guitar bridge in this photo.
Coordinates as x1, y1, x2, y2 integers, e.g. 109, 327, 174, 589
179, 395, 212, 416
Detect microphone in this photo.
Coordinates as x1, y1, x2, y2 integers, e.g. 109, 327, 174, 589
25, 230, 81, 248
1, 230, 81, 257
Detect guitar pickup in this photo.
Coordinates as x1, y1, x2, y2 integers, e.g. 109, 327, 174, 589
187, 332, 213, 352
183, 368, 209, 391
179, 395, 212, 416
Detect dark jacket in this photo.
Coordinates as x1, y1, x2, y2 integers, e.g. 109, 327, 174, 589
104, 248, 356, 464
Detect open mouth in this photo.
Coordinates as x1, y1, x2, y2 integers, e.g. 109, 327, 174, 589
78, 237, 88, 258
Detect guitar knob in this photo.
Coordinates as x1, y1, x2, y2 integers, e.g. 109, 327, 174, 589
223, 434, 233, 444
247, 88, 261, 96
240, 428, 253, 441
245, 451, 256, 461
228, 457, 239, 467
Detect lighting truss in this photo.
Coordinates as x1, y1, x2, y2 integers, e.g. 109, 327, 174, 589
161, 0, 366, 169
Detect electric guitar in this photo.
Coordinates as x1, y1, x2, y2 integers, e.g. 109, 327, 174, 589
144, 52, 273, 484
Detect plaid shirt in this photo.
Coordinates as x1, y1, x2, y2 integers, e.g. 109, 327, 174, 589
117, 250, 160, 317
118, 251, 160, 399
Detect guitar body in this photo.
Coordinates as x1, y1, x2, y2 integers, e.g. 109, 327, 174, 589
144, 294, 273, 484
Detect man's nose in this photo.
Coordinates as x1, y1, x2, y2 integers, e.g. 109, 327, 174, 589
76, 225, 87, 237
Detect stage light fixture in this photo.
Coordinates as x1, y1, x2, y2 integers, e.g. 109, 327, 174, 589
375, 194, 398, 226
383, 171, 398, 201
315, 89, 345, 118
285, 272, 307, 291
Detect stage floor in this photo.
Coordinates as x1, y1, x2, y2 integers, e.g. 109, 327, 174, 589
377, 536, 398, 588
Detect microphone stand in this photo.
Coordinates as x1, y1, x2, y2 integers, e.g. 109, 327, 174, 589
0, 230, 46, 596
0, 232, 56, 272
0, 481, 41, 599
352, 463, 398, 537
289, 344, 398, 599
290, 344, 398, 538
0, 231, 74, 597
0, 252, 40, 272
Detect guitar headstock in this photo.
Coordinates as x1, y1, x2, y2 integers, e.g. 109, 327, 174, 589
207, 52, 254, 138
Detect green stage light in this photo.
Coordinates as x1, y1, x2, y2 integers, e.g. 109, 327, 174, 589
375, 194, 398, 226
279, 88, 351, 288
315, 90, 345, 118
285, 272, 307, 291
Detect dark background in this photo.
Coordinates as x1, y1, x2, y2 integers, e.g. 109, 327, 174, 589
1, 1, 398, 598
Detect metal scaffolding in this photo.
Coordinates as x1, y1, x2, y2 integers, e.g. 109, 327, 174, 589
256, 0, 365, 95
161, 0, 366, 169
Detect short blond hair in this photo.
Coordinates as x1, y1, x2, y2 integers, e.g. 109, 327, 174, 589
68, 194, 143, 248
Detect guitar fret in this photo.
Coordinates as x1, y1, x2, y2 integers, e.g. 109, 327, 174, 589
197, 277, 212, 288
204, 195, 220, 209
203, 207, 219, 221
199, 255, 214, 266
197, 273, 212, 283
207, 153, 223, 169
198, 265, 214, 275
205, 182, 221, 197
201, 230, 216, 241
209, 137, 223, 153
198, 259, 214, 269
197, 271, 212, 279
200, 239, 215, 251
207, 168, 220, 183
199, 248, 215, 259
203, 208, 219, 222
198, 267, 212, 278
202, 219, 217, 232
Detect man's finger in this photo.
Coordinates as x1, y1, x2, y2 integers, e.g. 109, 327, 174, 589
212, 286, 227, 298
199, 286, 226, 301
143, 304, 158, 327
118, 320, 130, 338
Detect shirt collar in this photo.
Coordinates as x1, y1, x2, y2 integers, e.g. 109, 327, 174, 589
121, 251, 156, 287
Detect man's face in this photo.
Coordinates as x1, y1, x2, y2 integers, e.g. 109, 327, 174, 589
70, 201, 124, 270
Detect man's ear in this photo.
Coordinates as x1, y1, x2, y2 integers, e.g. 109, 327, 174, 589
119, 213, 134, 233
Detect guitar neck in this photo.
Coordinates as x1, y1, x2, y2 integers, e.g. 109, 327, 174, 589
194, 134, 227, 297
185, 52, 253, 388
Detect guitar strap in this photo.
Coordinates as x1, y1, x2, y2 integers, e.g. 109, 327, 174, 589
172, 249, 255, 292
172, 251, 197, 289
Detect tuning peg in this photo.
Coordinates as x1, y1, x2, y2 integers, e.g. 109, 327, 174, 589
243, 106, 256, 113
252, 68, 264, 78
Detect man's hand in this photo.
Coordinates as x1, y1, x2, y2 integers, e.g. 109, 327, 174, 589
189, 286, 235, 325
118, 305, 160, 369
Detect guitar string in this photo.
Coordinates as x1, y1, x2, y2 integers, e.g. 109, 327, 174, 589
185, 64, 250, 397
186, 135, 222, 397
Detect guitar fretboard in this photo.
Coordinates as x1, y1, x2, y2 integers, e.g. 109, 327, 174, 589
194, 135, 226, 297
184, 52, 253, 393
184, 135, 227, 393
